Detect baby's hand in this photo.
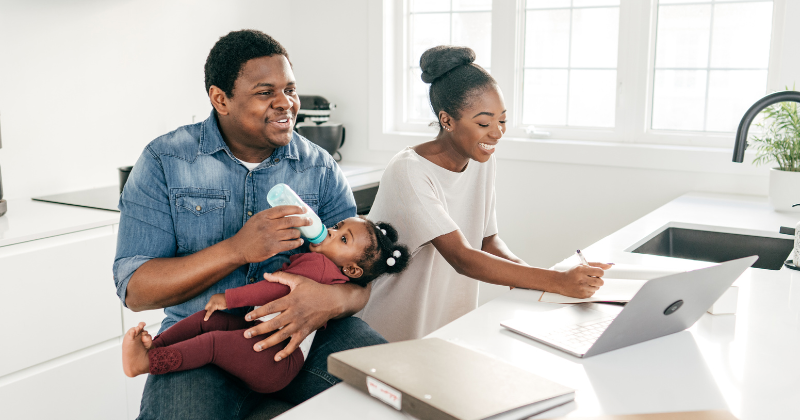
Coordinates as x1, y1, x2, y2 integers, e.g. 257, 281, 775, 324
204, 293, 227, 321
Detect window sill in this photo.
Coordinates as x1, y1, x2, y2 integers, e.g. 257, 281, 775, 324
368, 131, 769, 177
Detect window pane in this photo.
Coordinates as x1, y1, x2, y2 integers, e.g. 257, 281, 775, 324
654, 5, 711, 68
452, 12, 492, 68
710, 2, 773, 68
409, 68, 435, 121
452, 0, 492, 12
410, 13, 451, 68
652, 70, 707, 131
570, 7, 619, 68
525, 9, 570, 68
527, 0, 570, 9
573, 0, 619, 7
706, 70, 768, 132
568, 70, 617, 127
522, 69, 568, 126
410, 0, 450, 13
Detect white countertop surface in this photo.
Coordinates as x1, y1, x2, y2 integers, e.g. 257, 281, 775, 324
276, 192, 800, 420
0, 161, 384, 248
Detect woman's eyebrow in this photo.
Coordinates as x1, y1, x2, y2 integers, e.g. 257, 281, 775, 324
472, 110, 507, 118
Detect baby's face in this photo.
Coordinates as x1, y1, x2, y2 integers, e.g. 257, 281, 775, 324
308, 217, 371, 269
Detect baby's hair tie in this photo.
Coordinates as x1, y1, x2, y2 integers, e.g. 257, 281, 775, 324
386, 257, 396, 266
393, 250, 401, 258
381, 229, 387, 235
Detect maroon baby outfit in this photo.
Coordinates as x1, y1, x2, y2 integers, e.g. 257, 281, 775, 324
146, 253, 349, 394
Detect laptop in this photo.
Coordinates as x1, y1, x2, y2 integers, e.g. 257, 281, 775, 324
500, 256, 757, 358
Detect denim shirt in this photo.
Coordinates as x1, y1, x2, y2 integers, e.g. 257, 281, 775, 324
113, 110, 356, 332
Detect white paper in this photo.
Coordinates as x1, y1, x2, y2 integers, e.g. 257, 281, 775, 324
366, 376, 402, 410
539, 278, 647, 304
551, 262, 684, 280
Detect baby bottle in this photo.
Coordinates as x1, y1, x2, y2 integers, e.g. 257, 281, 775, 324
266, 183, 327, 244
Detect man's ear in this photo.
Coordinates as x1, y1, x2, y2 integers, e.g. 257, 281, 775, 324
209, 86, 230, 116
343, 264, 363, 279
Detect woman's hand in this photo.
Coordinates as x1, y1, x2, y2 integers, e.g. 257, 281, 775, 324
553, 262, 612, 298
204, 293, 228, 321
243, 272, 341, 362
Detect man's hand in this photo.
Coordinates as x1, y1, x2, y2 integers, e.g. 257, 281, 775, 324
243, 272, 340, 362
204, 293, 228, 321
554, 262, 611, 299
228, 205, 312, 265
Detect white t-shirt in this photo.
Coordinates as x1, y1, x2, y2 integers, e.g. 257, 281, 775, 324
357, 147, 498, 342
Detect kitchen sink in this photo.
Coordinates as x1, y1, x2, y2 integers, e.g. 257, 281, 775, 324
627, 223, 792, 270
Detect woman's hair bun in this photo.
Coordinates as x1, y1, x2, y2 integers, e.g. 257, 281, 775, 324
420, 46, 476, 84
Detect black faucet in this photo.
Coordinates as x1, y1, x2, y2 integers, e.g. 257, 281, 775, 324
733, 90, 800, 163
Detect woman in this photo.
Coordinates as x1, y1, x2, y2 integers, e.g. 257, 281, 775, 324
358, 46, 611, 342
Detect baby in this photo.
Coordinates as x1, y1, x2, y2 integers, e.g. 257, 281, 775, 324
122, 216, 409, 394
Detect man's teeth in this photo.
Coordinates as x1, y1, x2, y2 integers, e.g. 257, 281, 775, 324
479, 143, 496, 150
276, 119, 288, 123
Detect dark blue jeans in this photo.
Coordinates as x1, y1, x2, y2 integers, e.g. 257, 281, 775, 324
136, 316, 386, 420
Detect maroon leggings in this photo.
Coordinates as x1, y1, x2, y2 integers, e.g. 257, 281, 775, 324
147, 311, 304, 394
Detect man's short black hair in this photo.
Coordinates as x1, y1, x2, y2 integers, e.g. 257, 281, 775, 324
204, 29, 290, 98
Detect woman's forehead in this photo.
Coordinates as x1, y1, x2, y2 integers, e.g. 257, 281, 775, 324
464, 86, 505, 117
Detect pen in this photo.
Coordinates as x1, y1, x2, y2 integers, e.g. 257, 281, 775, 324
576, 249, 589, 266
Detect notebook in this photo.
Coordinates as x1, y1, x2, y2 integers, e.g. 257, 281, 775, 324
327, 338, 574, 420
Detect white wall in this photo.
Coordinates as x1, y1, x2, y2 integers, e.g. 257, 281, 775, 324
0, 0, 774, 305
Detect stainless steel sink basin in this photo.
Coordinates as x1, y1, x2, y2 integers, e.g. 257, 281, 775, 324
627, 223, 792, 270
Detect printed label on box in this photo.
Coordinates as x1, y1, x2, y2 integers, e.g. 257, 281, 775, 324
366, 376, 402, 410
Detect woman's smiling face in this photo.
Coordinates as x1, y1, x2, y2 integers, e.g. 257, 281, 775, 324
445, 85, 506, 163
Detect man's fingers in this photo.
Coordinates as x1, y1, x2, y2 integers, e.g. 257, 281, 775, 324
263, 271, 303, 289
275, 334, 305, 362
245, 298, 289, 323
253, 323, 294, 352
280, 215, 313, 229
265, 205, 307, 219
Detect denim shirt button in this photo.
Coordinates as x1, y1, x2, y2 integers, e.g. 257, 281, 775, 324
248, 172, 252, 177
249, 277, 255, 283
195, 205, 202, 211
247, 211, 253, 216
274, 158, 280, 163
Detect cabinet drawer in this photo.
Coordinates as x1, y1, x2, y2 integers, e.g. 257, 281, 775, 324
0, 226, 121, 377
0, 341, 127, 419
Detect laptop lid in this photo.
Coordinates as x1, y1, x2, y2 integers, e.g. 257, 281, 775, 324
583, 255, 757, 357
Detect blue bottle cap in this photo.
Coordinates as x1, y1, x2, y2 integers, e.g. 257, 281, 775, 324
307, 226, 327, 244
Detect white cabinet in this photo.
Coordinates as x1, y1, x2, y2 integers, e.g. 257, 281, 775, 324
0, 199, 129, 419
0, 226, 120, 377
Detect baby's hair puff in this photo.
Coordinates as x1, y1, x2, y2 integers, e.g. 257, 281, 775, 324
353, 217, 410, 286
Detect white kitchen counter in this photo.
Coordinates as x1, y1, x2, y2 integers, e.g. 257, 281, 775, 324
276, 192, 800, 420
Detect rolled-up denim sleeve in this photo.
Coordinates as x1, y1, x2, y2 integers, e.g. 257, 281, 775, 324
318, 164, 357, 227
113, 146, 177, 307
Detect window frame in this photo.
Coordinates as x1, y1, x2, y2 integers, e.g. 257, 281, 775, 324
387, 0, 790, 149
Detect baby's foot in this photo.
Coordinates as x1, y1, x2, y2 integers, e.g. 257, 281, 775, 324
122, 322, 150, 377
141, 330, 153, 350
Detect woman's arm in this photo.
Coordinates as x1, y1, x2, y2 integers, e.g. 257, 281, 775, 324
432, 230, 607, 298
481, 234, 526, 265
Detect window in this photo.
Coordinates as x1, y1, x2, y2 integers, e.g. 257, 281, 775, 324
406, 0, 493, 123
389, 0, 791, 148
522, 0, 621, 128
651, 0, 774, 133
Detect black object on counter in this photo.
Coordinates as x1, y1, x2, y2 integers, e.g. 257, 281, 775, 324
118, 166, 133, 193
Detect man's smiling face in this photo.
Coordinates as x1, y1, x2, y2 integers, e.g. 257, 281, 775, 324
223, 54, 300, 153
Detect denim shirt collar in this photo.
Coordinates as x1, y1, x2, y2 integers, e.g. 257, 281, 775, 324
198, 110, 299, 165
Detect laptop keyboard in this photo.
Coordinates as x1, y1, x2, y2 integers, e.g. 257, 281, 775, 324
540, 316, 615, 353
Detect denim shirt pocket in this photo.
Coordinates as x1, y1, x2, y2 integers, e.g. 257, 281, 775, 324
172, 188, 230, 253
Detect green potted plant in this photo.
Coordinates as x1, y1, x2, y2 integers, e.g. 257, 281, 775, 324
749, 87, 800, 211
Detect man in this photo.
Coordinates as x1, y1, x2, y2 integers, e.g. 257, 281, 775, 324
114, 30, 385, 419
